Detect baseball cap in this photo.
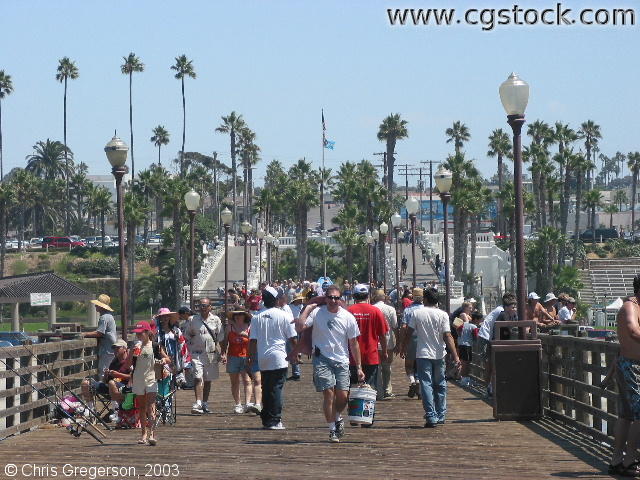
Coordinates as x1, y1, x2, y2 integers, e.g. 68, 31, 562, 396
112, 339, 128, 349
263, 286, 278, 299
528, 292, 540, 300
132, 321, 153, 333
353, 284, 369, 295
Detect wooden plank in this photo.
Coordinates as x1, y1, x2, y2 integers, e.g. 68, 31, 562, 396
547, 374, 618, 403
546, 409, 613, 446
0, 356, 96, 379
591, 351, 603, 432
547, 391, 617, 424
0, 397, 50, 419
0, 370, 94, 400
0, 339, 97, 359
0, 415, 49, 439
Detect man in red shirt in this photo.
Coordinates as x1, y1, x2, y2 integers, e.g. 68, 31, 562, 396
347, 284, 389, 391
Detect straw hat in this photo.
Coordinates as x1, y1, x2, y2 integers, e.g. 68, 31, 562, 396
227, 309, 252, 322
91, 294, 114, 312
412, 287, 424, 298
292, 293, 306, 303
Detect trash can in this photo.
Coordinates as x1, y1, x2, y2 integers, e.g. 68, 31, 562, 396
491, 321, 542, 420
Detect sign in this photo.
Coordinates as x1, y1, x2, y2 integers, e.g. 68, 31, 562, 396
30, 293, 52, 307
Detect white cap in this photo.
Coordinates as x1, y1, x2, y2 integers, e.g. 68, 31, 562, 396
543, 293, 557, 303
528, 292, 540, 300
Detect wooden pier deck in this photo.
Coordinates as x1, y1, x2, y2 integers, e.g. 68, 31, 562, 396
0, 361, 614, 479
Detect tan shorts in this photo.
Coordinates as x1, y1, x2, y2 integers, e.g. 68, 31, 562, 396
191, 353, 219, 381
132, 382, 158, 396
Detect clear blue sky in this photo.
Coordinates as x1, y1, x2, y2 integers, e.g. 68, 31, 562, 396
1, 1, 638, 186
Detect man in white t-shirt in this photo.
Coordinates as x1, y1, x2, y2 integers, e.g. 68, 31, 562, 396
249, 286, 298, 430
401, 288, 459, 427
297, 285, 365, 443
558, 297, 577, 324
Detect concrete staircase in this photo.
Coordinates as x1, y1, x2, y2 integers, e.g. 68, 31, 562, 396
578, 269, 594, 306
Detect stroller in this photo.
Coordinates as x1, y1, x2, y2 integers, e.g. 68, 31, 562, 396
155, 375, 177, 426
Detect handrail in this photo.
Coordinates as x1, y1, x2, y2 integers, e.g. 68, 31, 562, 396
0, 339, 97, 439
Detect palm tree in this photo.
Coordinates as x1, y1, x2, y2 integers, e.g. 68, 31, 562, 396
628, 152, 640, 237
170, 55, 196, 176
287, 159, 319, 279
614, 189, 628, 212
124, 190, 149, 321
583, 189, 603, 243
121, 53, 144, 181
237, 125, 259, 223
25, 139, 71, 180
0, 181, 14, 277
90, 186, 113, 249
10, 169, 38, 249
136, 168, 154, 241
487, 128, 511, 235
377, 114, 408, 203
571, 153, 591, 265
216, 112, 245, 233
0, 70, 14, 181
578, 120, 602, 189
149, 164, 170, 233
150, 126, 170, 166
445, 121, 470, 155
55, 57, 79, 234
604, 204, 619, 229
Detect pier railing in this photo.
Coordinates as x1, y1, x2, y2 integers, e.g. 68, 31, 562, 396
471, 334, 619, 444
0, 339, 96, 439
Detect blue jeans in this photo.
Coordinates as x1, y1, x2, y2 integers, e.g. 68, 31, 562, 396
285, 339, 301, 378
416, 358, 447, 424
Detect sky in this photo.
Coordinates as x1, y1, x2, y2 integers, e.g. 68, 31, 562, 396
1, 1, 639, 187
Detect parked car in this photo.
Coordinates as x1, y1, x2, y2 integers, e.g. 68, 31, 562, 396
28, 238, 43, 249
147, 236, 161, 246
42, 236, 86, 249
578, 228, 619, 241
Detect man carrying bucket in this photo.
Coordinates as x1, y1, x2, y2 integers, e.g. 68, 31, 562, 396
400, 288, 460, 428
296, 285, 365, 443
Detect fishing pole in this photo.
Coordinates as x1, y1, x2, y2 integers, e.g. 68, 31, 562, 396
0, 357, 103, 444
19, 341, 111, 431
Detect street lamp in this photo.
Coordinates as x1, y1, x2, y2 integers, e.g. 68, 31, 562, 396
221, 207, 233, 318
391, 212, 401, 306
435, 165, 452, 313
379, 221, 389, 291
256, 227, 265, 284
405, 197, 420, 287
104, 134, 128, 339
499, 72, 529, 323
184, 189, 201, 310
273, 237, 280, 281
240, 221, 252, 295
365, 229, 374, 286
265, 233, 274, 284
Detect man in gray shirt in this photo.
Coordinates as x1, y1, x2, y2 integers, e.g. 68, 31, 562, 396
83, 294, 117, 376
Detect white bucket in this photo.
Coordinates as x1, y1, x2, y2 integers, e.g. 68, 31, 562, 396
347, 385, 377, 424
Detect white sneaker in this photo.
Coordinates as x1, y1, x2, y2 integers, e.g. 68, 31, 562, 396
109, 412, 120, 423
246, 403, 262, 414
191, 402, 204, 414
233, 404, 245, 414
245, 403, 254, 413
266, 422, 285, 430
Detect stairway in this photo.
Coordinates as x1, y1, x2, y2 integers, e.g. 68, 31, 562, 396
578, 269, 595, 306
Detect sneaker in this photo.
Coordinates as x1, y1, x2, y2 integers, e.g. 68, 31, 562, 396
109, 412, 120, 423
201, 402, 211, 414
287, 375, 301, 381
329, 430, 340, 443
266, 422, 285, 430
246, 403, 262, 414
437, 419, 445, 425
383, 393, 396, 400
233, 404, 245, 414
191, 403, 204, 414
335, 418, 345, 438
424, 421, 437, 428
408, 383, 418, 398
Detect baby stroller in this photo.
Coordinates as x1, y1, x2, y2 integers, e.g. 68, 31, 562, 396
155, 375, 177, 426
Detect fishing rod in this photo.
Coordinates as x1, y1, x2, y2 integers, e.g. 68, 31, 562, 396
0, 357, 103, 444
19, 341, 112, 431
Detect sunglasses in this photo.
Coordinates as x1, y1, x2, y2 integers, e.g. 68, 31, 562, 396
199, 304, 211, 309
327, 295, 340, 301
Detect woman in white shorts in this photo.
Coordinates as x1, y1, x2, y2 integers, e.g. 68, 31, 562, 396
132, 320, 170, 446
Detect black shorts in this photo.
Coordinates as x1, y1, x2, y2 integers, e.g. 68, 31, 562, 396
459, 345, 473, 362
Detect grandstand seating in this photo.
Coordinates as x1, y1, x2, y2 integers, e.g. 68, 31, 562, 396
586, 258, 640, 304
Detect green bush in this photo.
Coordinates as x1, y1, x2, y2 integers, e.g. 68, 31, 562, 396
135, 245, 153, 262
11, 260, 28, 276
71, 258, 120, 276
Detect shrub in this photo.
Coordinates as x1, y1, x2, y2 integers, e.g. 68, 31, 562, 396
71, 258, 120, 276
11, 260, 28, 276
135, 245, 153, 262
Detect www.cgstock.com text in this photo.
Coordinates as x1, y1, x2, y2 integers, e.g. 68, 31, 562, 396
387, 4, 636, 31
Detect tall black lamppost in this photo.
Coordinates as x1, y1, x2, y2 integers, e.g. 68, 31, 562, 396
185, 189, 201, 310
104, 135, 128, 339
241, 221, 252, 293
371, 228, 379, 285
221, 207, 233, 318
379, 221, 389, 292
435, 166, 453, 313
256, 227, 264, 284
391, 213, 401, 306
322, 229, 328, 279
273, 237, 280, 281
499, 72, 530, 321
405, 197, 420, 287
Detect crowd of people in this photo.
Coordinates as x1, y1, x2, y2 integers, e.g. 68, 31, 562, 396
78, 279, 584, 445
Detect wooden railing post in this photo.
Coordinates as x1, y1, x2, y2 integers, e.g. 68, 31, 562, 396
591, 350, 603, 433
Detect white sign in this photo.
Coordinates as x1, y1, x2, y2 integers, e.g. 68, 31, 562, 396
30, 293, 52, 307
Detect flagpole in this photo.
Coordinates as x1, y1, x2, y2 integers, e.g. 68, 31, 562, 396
321, 109, 326, 233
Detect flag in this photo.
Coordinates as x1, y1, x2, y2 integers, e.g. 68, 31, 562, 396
324, 139, 335, 150
322, 109, 326, 132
